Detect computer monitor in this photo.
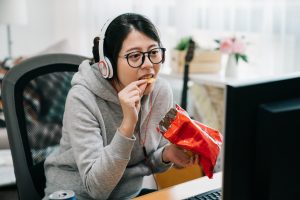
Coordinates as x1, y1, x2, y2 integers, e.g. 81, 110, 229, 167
222, 74, 300, 200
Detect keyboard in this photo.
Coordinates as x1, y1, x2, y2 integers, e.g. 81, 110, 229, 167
184, 188, 222, 200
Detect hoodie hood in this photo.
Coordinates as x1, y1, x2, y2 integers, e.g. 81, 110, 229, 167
71, 60, 120, 105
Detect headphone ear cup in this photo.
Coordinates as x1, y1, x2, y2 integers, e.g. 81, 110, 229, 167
97, 57, 113, 79
104, 56, 113, 78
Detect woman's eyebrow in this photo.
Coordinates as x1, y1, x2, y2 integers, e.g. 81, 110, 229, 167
125, 44, 159, 53
125, 47, 140, 53
148, 44, 159, 50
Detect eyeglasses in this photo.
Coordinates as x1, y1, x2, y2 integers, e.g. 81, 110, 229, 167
123, 47, 166, 68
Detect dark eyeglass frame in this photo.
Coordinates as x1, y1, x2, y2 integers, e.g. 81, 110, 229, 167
123, 47, 166, 68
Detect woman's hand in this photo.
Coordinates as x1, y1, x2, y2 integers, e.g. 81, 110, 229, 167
162, 144, 198, 168
118, 79, 147, 137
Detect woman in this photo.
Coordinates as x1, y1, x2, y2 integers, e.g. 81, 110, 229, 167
43, 13, 195, 200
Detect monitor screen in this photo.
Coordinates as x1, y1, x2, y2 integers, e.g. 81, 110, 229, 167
222, 75, 300, 200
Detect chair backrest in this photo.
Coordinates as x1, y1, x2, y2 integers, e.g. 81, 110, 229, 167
2, 54, 87, 200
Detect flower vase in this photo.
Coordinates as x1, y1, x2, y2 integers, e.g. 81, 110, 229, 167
225, 54, 238, 77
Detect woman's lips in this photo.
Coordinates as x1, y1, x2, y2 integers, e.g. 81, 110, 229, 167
139, 74, 153, 80
138, 74, 156, 83
147, 77, 156, 83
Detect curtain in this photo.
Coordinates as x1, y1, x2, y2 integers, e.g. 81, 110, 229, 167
2, 0, 299, 74
73, 0, 300, 74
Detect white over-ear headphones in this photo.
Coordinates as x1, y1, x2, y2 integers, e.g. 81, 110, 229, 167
97, 15, 120, 79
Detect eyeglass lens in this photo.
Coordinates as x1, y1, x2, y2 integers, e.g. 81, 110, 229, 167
126, 48, 165, 68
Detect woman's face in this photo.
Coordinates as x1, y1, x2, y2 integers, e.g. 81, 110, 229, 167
116, 29, 162, 95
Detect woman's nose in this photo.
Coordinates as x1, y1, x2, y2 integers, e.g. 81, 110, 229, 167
140, 55, 153, 69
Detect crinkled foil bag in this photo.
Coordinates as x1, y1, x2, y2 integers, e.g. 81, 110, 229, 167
157, 104, 223, 178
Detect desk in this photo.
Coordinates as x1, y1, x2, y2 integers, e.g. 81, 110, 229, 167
133, 172, 222, 200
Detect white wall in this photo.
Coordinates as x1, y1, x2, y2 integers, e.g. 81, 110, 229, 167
0, 0, 86, 59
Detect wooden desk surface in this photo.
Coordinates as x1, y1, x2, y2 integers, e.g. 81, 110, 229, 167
133, 172, 222, 200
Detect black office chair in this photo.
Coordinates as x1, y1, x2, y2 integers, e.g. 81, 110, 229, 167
2, 54, 88, 200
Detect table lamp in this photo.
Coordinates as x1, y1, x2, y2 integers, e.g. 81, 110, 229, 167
0, 0, 28, 58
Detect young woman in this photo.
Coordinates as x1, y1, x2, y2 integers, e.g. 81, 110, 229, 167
43, 13, 195, 200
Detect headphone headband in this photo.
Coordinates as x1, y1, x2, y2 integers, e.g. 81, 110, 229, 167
98, 14, 122, 79
98, 17, 114, 63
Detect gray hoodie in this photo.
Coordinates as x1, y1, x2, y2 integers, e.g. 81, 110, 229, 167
43, 60, 173, 200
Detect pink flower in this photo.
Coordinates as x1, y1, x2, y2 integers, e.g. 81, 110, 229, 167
232, 39, 246, 54
220, 38, 233, 54
216, 36, 248, 64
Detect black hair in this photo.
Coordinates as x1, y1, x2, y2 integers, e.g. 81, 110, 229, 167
92, 13, 162, 82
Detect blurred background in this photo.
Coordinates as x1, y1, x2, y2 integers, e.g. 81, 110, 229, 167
1, 0, 300, 74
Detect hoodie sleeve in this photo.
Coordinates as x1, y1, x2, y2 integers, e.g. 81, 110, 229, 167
63, 85, 135, 200
145, 79, 174, 173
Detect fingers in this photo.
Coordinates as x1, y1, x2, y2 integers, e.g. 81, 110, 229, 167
134, 80, 148, 97
169, 145, 198, 168
163, 145, 201, 169
173, 148, 194, 168
132, 79, 148, 88
174, 157, 193, 168
119, 81, 146, 103
117, 80, 148, 131
124, 80, 147, 97
127, 89, 141, 99
138, 82, 148, 96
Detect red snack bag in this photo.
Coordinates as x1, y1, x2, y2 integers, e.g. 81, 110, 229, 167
157, 104, 223, 178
